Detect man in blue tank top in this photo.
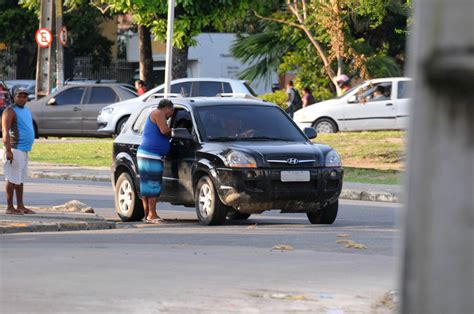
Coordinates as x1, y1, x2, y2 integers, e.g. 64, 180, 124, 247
138, 98, 174, 224
2, 87, 35, 215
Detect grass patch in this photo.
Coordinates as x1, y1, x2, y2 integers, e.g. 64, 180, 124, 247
30, 139, 114, 167
344, 167, 402, 185
315, 131, 406, 170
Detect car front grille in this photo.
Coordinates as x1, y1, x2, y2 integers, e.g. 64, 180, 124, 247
266, 154, 321, 168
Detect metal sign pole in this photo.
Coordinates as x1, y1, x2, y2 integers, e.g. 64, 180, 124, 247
164, 0, 175, 97
55, 0, 64, 88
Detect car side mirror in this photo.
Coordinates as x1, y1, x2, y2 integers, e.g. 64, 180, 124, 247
47, 98, 57, 106
347, 95, 358, 103
303, 127, 317, 139
172, 128, 193, 140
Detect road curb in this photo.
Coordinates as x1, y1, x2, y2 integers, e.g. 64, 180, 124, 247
340, 189, 401, 203
0, 220, 116, 234
30, 171, 110, 182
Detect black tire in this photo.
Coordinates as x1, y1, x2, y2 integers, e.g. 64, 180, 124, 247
195, 176, 227, 225
227, 210, 251, 220
307, 201, 338, 224
114, 172, 144, 221
115, 116, 129, 136
313, 118, 337, 134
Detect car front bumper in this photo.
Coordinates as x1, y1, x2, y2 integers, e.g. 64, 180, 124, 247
210, 167, 343, 213
97, 114, 115, 133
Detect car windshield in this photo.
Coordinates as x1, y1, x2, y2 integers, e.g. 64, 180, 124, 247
195, 105, 307, 142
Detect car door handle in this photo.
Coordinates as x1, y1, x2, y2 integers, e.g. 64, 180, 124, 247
73, 107, 81, 111
385, 103, 393, 106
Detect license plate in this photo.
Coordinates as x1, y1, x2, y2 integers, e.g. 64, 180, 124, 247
281, 171, 310, 182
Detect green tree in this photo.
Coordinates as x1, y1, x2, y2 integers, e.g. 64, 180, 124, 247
88, 0, 267, 79
233, 0, 411, 97
0, 0, 38, 78
17, 0, 114, 76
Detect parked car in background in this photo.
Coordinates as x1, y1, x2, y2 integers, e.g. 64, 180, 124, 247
5, 80, 36, 101
112, 97, 343, 225
98, 77, 258, 136
26, 83, 137, 137
294, 77, 412, 133
0, 81, 11, 119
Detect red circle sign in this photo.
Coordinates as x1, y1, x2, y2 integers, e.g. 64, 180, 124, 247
58, 26, 68, 47
35, 28, 52, 48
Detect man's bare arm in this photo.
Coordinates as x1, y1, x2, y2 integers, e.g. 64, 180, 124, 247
2, 108, 14, 161
152, 110, 171, 136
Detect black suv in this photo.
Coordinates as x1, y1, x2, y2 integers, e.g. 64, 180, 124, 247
112, 98, 343, 225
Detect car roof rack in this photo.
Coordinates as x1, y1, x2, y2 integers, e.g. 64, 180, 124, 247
216, 93, 259, 99
149, 93, 182, 99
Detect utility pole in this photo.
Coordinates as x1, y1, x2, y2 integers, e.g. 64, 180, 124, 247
164, 0, 175, 97
35, 0, 64, 99
401, 0, 473, 313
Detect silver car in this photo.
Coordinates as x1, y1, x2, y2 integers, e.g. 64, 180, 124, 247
97, 77, 258, 136
28, 83, 137, 137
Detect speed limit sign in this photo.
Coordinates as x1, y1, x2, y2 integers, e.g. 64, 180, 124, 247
35, 28, 52, 48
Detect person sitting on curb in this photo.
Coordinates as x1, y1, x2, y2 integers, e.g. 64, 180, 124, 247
2, 87, 36, 215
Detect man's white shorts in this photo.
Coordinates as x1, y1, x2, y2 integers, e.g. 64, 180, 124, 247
3, 148, 29, 185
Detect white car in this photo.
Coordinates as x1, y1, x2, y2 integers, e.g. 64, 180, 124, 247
294, 77, 412, 133
97, 77, 258, 135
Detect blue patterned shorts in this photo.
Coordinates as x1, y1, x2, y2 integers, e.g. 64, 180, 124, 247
137, 156, 164, 197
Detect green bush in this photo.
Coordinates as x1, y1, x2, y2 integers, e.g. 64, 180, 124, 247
259, 90, 288, 110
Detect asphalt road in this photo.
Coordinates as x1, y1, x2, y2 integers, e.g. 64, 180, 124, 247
1, 178, 402, 312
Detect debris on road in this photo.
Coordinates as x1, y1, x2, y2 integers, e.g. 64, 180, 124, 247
336, 233, 351, 238
336, 239, 367, 250
272, 244, 294, 251
52, 200, 95, 213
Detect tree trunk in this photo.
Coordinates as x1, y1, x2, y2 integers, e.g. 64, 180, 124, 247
138, 24, 154, 89
172, 46, 188, 79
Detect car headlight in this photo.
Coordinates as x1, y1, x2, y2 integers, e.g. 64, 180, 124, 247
225, 151, 257, 168
325, 150, 342, 167
101, 107, 114, 115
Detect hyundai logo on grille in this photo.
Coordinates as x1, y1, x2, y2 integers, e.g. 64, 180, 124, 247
286, 158, 299, 165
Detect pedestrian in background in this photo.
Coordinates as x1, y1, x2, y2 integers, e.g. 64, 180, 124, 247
137, 99, 174, 224
302, 87, 316, 108
286, 80, 302, 118
135, 80, 146, 95
336, 74, 351, 96
2, 87, 36, 215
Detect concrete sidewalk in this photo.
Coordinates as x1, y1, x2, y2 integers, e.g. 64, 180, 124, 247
0, 210, 115, 234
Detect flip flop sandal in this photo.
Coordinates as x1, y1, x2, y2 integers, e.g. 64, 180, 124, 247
145, 218, 166, 224
21, 209, 36, 214
6, 209, 24, 215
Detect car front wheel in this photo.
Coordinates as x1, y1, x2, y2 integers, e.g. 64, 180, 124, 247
115, 172, 144, 221
195, 176, 227, 225
313, 118, 337, 133
115, 116, 129, 136
307, 201, 338, 224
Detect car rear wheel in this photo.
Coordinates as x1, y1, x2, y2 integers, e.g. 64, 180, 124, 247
115, 172, 144, 221
307, 201, 338, 224
115, 116, 129, 136
195, 176, 227, 225
313, 118, 337, 134
227, 210, 251, 220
